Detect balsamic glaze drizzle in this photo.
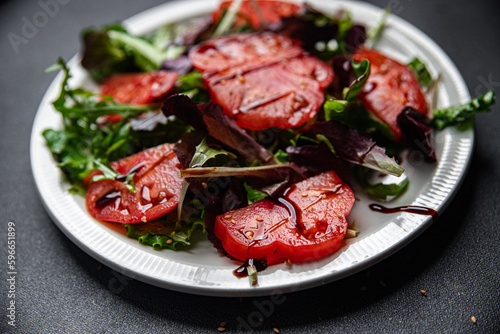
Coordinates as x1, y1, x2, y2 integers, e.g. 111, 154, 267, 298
369, 203, 439, 221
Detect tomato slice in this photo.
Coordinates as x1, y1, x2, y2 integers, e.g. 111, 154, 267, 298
86, 143, 183, 223
213, 0, 301, 30
189, 32, 333, 130
189, 32, 304, 74
100, 71, 179, 105
214, 171, 355, 264
352, 49, 429, 141
208, 58, 327, 130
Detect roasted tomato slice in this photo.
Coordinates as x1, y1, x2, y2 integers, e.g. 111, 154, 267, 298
213, 0, 301, 30
214, 171, 355, 264
189, 32, 333, 130
208, 57, 328, 130
100, 71, 179, 105
189, 32, 304, 74
352, 49, 429, 141
86, 143, 183, 223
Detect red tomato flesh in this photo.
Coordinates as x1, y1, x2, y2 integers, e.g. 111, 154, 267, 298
189, 32, 333, 130
214, 171, 355, 264
189, 32, 304, 74
100, 71, 179, 105
86, 143, 183, 223
352, 49, 429, 141
213, 0, 301, 30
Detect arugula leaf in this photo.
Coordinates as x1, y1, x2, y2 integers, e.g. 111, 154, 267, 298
432, 90, 496, 129
43, 59, 182, 189
243, 182, 268, 204
343, 59, 370, 101
274, 149, 290, 163
174, 70, 210, 104
407, 57, 433, 88
366, 8, 390, 48
124, 211, 204, 250
212, 0, 246, 37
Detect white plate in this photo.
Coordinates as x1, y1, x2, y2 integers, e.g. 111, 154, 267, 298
30, 0, 472, 296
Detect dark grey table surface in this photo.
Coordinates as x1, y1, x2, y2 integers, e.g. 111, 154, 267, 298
1, 0, 499, 333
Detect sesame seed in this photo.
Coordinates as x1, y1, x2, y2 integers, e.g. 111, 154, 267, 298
420, 289, 427, 296
202, 182, 208, 189
217, 327, 226, 332
220, 321, 228, 327
471, 316, 477, 324
273, 328, 280, 333
256, 217, 263, 222
224, 214, 232, 219
167, 239, 173, 244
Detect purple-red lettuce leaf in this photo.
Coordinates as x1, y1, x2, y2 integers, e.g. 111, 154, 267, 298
269, 3, 339, 49
343, 24, 366, 53
311, 121, 404, 176
161, 94, 277, 165
286, 142, 351, 182
174, 131, 205, 169
161, 55, 192, 75
190, 177, 247, 258
397, 106, 436, 162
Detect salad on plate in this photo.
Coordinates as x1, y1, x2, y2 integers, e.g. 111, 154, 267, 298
41, 0, 495, 284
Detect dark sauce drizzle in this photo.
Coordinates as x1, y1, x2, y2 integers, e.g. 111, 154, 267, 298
96, 162, 146, 209
233, 258, 268, 280
115, 161, 146, 182
95, 191, 121, 210
369, 203, 439, 221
